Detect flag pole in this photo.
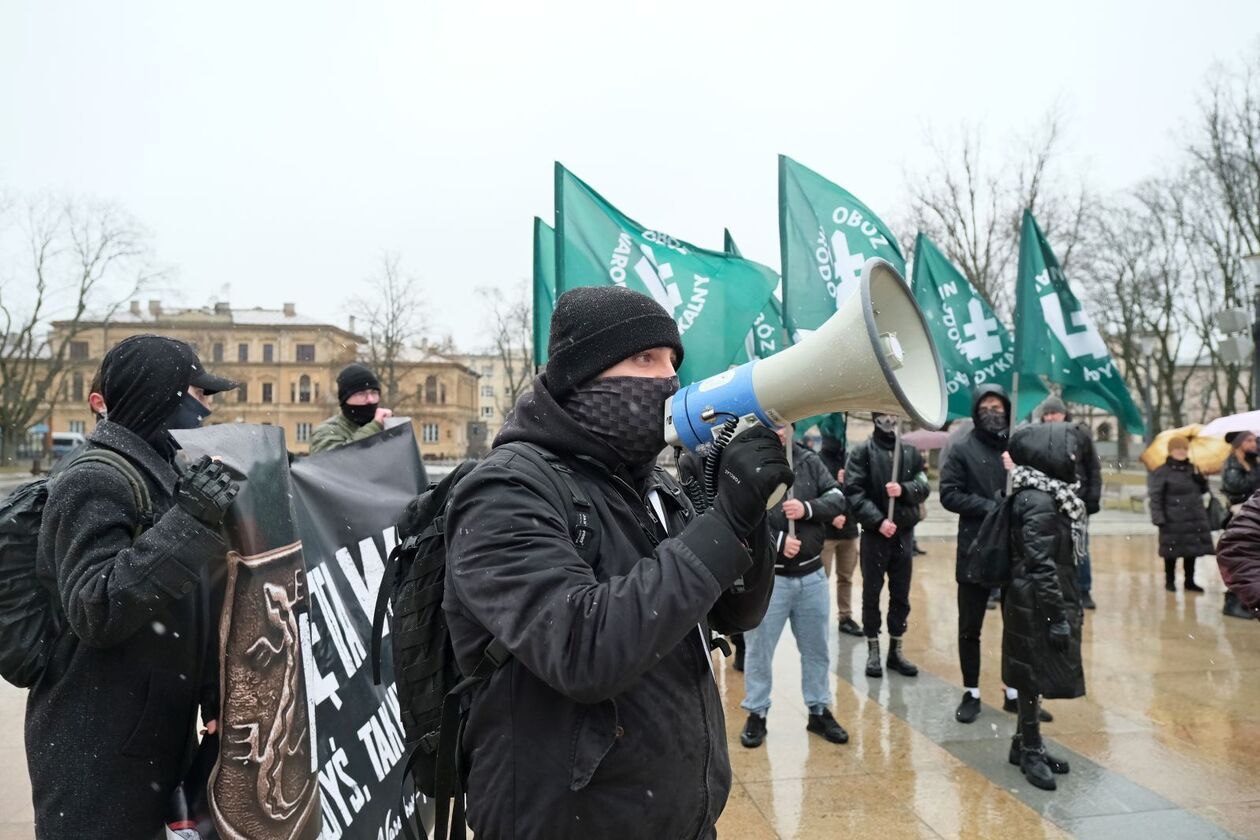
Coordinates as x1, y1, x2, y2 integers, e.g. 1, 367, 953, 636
1006, 372, 1021, 494
887, 426, 902, 522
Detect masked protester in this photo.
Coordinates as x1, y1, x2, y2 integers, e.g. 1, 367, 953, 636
308, 363, 393, 453
1002, 422, 1086, 792
28, 335, 241, 839
844, 413, 930, 679
738, 425, 850, 750
1037, 397, 1102, 610
443, 286, 790, 840
1219, 431, 1260, 619
818, 435, 863, 637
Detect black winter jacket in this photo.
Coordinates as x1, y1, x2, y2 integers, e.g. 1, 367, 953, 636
1001, 424, 1085, 701
1149, 458, 1214, 559
1221, 453, 1260, 506
817, 444, 858, 540
768, 443, 848, 575
1217, 490, 1260, 612
1073, 424, 1102, 515
940, 385, 1010, 580
443, 378, 775, 840
844, 433, 930, 533
28, 421, 225, 839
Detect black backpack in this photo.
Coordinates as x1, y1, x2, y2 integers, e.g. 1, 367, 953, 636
960, 489, 1024, 588
370, 442, 600, 840
0, 449, 151, 687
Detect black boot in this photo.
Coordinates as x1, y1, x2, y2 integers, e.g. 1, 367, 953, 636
1183, 557, 1204, 592
806, 708, 849, 744
838, 617, 864, 637
732, 633, 745, 672
1224, 591, 1255, 620
1009, 735, 1071, 774
956, 692, 982, 724
1020, 747, 1058, 790
740, 713, 767, 748
865, 639, 883, 678
1164, 557, 1177, 592
886, 637, 919, 677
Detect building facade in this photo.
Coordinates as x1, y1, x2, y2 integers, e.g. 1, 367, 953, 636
447, 349, 533, 443
46, 300, 479, 459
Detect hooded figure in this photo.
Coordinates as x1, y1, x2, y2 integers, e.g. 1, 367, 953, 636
940, 384, 1013, 723
308, 363, 389, 454
29, 335, 239, 838
1002, 422, 1086, 791
443, 285, 790, 839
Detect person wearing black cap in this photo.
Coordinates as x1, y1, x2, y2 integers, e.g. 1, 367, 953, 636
309, 363, 392, 453
443, 285, 791, 839
27, 335, 241, 838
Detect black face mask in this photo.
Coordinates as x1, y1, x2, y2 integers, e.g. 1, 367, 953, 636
166, 393, 212, 431
342, 402, 378, 428
564, 375, 680, 467
977, 408, 1008, 438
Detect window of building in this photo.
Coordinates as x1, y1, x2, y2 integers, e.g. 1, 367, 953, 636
298, 374, 312, 403
481, 406, 494, 418
480, 366, 493, 377
71, 372, 84, 402
314, 382, 320, 401
261, 383, 274, 403
237, 383, 249, 403
296, 344, 315, 362
68, 420, 86, 435
422, 423, 440, 443
424, 375, 438, 405
238, 343, 249, 362
263, 344, 274, 363
296, 423, 312, 443
69, 341, 89, 361
481, 384, 495, 398
212, 343, 224, 363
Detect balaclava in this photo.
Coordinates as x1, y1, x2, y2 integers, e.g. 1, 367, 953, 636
972, 386, 1011, 445
99, 335, 201, 460
564, 375, 680, 467
338, 363, 382, 427
872, 413, 898, 446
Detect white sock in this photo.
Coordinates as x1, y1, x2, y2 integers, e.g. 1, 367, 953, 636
1005, 687, 1019, 701
966, 687, 980, 699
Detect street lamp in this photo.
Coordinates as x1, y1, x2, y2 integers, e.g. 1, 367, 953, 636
1138, 334, 1158, 444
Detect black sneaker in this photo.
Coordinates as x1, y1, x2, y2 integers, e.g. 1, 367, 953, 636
806, 708, 849, 744
1081, 592, 1097, 609
1009, 735, 1070, 774
955, 693, 981, 724
1184, 581, 1205, 593
1020, 747, 1058, 791
740, 713, 767, 749
838, 617, 864, 637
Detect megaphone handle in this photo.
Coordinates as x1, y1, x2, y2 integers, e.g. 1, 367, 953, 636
887, 430, 902, 523
785, 432, 796, 540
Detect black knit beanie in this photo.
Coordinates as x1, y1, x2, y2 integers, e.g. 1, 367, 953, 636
546, 286, 684, 399
337, 363, 382, 404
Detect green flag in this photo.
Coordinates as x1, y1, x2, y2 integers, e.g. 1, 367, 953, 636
1013, 210, 1145, 433
911, 233, 1045, 421
723, 228, 786, 364
533, 217, 556, 366
555, 163, 778, 384
778, 155, 905, 338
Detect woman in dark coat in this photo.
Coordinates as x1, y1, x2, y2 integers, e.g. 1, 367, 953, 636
1147, 436, 1214, 592
1003, 422, 1086, 792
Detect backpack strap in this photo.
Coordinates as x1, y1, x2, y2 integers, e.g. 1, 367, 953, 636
62, 449, 153, 536
497, 442, 602, 565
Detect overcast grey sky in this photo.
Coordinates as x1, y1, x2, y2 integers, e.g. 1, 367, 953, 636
2, 2, 1257, 349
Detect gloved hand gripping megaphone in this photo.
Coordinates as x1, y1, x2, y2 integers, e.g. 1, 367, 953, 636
665, 258, 947, 508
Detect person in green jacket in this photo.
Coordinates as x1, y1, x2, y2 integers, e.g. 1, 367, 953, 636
309, 363, 393, 453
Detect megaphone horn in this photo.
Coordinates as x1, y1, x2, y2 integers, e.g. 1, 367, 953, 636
664, 257, 947, 452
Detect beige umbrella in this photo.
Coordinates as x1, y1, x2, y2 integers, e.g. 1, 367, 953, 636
1140, 424, 1231, 475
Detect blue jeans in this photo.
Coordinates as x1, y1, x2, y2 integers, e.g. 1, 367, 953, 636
1078, 527, 1092, 593
740, 568, 831, 716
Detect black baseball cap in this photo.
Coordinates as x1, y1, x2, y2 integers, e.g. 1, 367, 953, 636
189, 356, 239, 395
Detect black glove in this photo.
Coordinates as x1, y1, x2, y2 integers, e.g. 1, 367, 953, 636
1048, 619, 1071, 652
176, 456, 240, 528
712, 425, 794, 537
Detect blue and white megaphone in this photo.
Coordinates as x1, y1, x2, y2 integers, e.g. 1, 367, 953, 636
664, 258, 947, 452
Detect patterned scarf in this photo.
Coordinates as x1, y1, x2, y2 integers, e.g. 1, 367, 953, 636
1011, 464, 1087, 561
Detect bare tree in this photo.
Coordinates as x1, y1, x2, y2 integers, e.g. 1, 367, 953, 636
0, 194, 159, 464
349, 253, 426, 411
478, 285, 534, 418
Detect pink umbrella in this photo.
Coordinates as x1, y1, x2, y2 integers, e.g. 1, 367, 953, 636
1201, 410, 1260, 438
901, 429, 950, 450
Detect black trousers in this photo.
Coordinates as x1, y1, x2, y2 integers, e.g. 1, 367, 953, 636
861, 530, 913, 638
1017, 693, 1042, 748
958, 581, 993, 688
1165, 556, 1197, 581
